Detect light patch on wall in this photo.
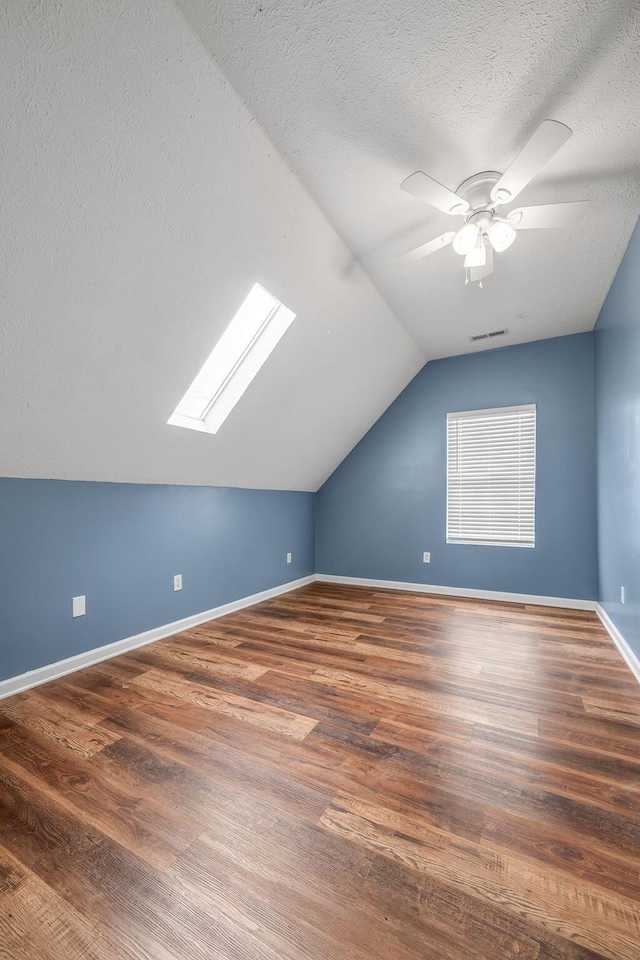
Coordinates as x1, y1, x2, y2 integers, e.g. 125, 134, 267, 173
168, 284, 296, 435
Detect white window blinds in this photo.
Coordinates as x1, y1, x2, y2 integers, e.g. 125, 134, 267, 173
446, 404, 536, 548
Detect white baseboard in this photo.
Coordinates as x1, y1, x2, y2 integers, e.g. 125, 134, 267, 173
315, 574, 597, 611
596, 604, 640, 686
5, 574, 628, 703
0, 575, 315, 702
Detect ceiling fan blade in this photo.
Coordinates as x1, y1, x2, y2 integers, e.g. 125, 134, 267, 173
400, 172, 469, 215
508, 200, 590, 230
491, 120, 573, 205
396, 232, 456, 264
469, 244, 494, 282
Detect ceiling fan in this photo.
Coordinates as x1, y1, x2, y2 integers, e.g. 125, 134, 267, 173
398, 120, 590, 284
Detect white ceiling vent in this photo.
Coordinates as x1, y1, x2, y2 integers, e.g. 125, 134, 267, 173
470, 328, 509, 342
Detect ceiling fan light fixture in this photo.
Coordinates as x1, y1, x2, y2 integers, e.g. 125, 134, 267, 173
487, 219, 517, 252
464, 236, 487, 268
452, 222, 479, 255
395, 121, 588, 283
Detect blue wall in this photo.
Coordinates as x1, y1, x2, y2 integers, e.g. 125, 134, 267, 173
316, 333, 598, 601
0, 480, 314, 682
594, 219, 640, 659
6, 254, 640, 687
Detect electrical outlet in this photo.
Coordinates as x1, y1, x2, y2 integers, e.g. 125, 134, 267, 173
174, 574, 183, 592
72, 595, 86, 618
621, 586, 625, 604
423, 552, 431, 563
286, 552, 292, 564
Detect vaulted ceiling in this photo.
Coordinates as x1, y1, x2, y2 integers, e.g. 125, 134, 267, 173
1, 1, 639, 491
180, 0, 640, 356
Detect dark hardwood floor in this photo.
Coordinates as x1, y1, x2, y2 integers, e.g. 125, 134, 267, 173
1, 582, 640, 959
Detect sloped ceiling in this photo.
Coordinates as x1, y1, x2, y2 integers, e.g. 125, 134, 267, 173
2, 1, 639, 493
0, 0, 424, 492
179, 0, 640, 356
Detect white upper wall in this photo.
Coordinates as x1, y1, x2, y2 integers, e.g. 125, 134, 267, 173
2, 0, 638, 492
0, 0, 424, 491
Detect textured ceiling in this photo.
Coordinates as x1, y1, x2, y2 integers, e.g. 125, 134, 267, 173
2, 1, 639, 492
179, 0, 640, 358
0, 0, 423, 491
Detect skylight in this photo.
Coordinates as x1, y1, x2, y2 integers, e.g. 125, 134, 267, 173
168, 283, 296, 435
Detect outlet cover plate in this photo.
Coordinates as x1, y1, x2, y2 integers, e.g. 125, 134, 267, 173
72, 595, 86, 618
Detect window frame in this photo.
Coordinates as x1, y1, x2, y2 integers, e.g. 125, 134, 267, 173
445, 403, 536, 549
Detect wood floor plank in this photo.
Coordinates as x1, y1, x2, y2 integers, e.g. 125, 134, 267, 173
99, 704, 335, 826
370, 731, 640, 857
0, 843, 130, 960
0, 764, 102, 872
171, 824, 427, 960
311, 665, 540, 733
480, 804, 640, 901
583, 695, 640, 725
537, 713, 640, 757
320, 793, 640, 960
26, 831, 256, 960
0, 692, 120, 758
130, 668, 318, 740
0, 725, 198, 869
125, 641, 270, 680
472, 722, 640, 788
0, 582, 638, 959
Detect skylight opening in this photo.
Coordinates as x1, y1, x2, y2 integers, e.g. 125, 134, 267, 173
168, 283, 295, 435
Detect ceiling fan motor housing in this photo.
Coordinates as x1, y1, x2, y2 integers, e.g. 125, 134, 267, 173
455, 172, 502, 212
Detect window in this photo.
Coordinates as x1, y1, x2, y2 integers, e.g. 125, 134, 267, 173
168, 283, 295, 435
446, 404, 536, 547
